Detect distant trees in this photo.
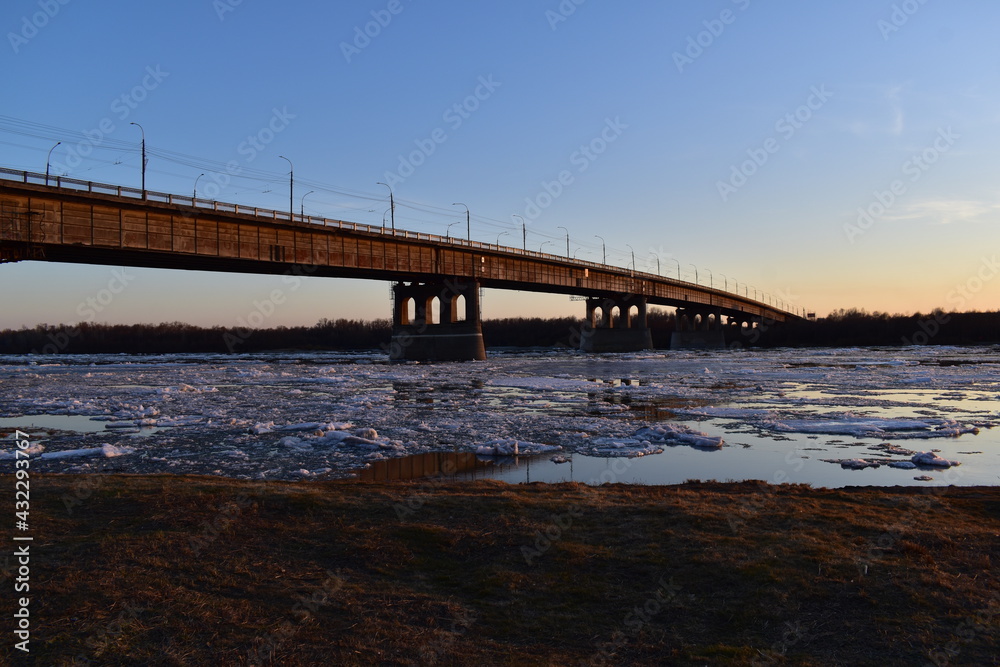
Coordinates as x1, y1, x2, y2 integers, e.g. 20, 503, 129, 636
0, 310, 996, 354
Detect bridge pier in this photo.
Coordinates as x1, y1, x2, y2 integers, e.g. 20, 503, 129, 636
671, 307, 726, 349
388, 279, 486, 362
579, 295, 654, 353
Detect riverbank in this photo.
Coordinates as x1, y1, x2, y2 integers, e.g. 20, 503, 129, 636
7, 475, 998, 665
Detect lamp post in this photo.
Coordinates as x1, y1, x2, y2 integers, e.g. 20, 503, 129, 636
377, 182, 395, 230
447, 221, 461, 239
193, 173, 205, 201
513, 214, 526, 251
452, 202, 470, 240
557, 226, 569, 257
129, 122, 147, 195
688, 263, 698, 285
626, 244, 635, 271
382, 207, 392, 230
706, 268, 714, 289
595, 235, 606, 264
497, 231, 509, 246
300, 190, 315, 217
539, 240, 554, 253
719, 273, 728, 292
45, 141, 61, 185
649, 251, 661, 276
279, 155, 293, 220
669, 257, 680, 280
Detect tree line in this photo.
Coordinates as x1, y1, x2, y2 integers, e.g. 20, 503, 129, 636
0, 309, 996, 354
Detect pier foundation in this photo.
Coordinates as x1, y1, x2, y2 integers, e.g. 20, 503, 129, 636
388, 279, 486, 362
671, 307, 727, 349
579, 295, 654, 353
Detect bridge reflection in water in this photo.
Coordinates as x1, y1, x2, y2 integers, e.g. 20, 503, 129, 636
353, 451, 552, 482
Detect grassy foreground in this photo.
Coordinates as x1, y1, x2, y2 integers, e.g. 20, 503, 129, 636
4, 476, 999, 666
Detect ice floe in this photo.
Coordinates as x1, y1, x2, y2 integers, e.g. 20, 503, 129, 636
39, 444, 135, 459
763, 416, 981, 439
911, 451, 961, 468
635, 424, 725, 449
476, 439, 561, 456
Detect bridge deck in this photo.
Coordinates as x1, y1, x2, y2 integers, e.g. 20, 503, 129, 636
0, 169, 800, 322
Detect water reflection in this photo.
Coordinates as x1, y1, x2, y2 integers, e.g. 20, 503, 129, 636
355, 451, 538, 482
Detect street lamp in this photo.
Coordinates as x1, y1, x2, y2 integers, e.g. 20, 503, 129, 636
377, 182, 395, 230
649, 251, 661, 276
300, 190, 315, 217
557, 226, 570, 257
626, 244, 636, 271
452, 202, 470, 240
688, 263, 698, 285
706, 268, 714, 289
193, 173, 205, 201
447, 221, 461, 239
129, 122, 147, 194
497, 231, 509, 246
513, 214, 526, 251
719, 273, 728, 292
539, 240, 554, 253
45, 141, 61, 186
279, 156, 294, 220
382, 207, 392, 229
595, 235, 606, 264
669, 257, 680, 280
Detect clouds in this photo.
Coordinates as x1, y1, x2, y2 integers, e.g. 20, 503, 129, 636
882, 198, 1000, 226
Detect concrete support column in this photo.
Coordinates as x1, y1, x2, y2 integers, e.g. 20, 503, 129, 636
671, 307, 726, 349
580, 295, 653, 353
389, 279, 486, 362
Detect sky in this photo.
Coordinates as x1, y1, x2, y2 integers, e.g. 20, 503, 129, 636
1, 0, 998, 329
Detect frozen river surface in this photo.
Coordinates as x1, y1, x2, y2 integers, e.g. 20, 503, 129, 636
1, 346, 998, 488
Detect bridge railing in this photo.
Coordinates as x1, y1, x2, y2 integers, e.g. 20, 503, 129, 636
0, 167, 805, 318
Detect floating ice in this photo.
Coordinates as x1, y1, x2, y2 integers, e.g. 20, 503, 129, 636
277, 422, 326, 432
833, 459, 880, 470
0, 443, 45, 459
475, 439, 561, 456
279, 436, 312, 451
635, 424, 724, 449
39, 444, 134, 460
588, 438, 664, 458
487, 377, 601, 392
764, 416, 979, 439
684, 407, 775, 420
912, 452, 961, 468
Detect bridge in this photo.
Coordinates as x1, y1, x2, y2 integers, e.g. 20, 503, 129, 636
0, 168, 804, 360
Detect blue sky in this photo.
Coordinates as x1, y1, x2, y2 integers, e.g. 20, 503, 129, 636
2, 0, 998, 329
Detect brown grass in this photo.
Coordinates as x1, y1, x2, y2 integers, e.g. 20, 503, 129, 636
3, 476, 998, 666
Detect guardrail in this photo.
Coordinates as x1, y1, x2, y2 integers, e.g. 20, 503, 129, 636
0, 167, 805, 317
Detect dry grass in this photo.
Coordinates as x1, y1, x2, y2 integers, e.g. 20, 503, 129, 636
3, 476, 998, 666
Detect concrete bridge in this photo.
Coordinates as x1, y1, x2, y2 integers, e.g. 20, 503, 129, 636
0, 168, 804, 360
